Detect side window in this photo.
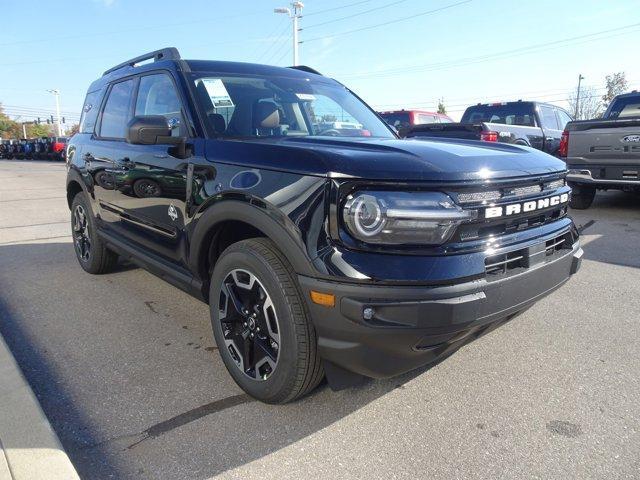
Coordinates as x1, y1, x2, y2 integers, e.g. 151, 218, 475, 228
79, 90, 102, 134
556, 109, 572, 130
135, 73, 186, 137
99, 79, 134, 139
539, 105, 560, 130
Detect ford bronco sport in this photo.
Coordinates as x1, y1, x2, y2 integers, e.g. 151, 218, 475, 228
66, 48, 582, 403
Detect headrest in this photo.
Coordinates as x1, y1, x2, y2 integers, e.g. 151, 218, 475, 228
208, 113, 226, 134
253, 101, 280, 129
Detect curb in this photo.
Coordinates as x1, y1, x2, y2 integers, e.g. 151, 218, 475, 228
0, 335, 80, 480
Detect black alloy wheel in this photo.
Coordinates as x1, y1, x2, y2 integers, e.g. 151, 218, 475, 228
72, 204, 91, 262
218, 268, 280, 381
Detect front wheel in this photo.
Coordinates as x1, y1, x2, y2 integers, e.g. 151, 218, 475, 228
568, 183, 596, 209
209, 238, 324, 404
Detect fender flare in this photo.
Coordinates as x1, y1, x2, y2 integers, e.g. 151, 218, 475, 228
66, 167, 91, 208
188, 198, 317, 281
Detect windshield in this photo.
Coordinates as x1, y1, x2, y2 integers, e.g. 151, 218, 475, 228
461, 104, 536, 126
192, 74, 394, 139
607, 95, 640, 119
379, 112, 410, 129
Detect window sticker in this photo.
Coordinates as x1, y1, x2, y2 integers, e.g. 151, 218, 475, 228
295, 93, 316, 101
200, 78, 234, 108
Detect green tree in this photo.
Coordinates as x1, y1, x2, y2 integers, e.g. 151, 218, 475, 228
0, 103, 19, 139
28, 123, 54, 138
66, 124, 80, 136
437, 98, 447, 115
602, 72, 628, 107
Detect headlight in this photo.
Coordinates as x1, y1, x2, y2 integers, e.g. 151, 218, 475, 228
343, 191, 476, 245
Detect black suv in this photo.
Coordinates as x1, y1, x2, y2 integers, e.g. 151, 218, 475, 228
67, 48, 582, 403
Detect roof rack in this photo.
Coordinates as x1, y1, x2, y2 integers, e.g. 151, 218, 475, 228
287, 65, 322, 76
103, 47, 181, 76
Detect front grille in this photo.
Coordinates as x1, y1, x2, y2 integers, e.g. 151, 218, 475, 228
448, 175, 570, 243
455, 178, 566, 205
484, 231, 573, 280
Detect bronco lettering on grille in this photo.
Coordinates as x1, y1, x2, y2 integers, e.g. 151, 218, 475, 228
484, 193, 569, 219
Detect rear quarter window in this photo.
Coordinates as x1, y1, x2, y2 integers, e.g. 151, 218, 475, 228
79, 89, 103, 134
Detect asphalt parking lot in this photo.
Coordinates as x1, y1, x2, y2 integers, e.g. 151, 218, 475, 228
0, 159, 639, 479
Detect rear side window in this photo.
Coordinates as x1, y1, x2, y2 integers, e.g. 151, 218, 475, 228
99, 79, 134, 139
135, 73, 186, 136
556, 109, 572, 130
539, 105, 560, 130
79, 90, 102, 134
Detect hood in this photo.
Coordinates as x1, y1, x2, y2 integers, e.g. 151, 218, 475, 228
204, 136, 566, 182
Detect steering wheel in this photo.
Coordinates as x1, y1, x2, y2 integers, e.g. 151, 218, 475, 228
319, 129, 342, 137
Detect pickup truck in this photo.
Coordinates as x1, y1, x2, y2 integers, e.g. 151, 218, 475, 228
405, 101, 573, 157
562, 91, 640, 209
378, 109, 453, 136
66, 48, 582, 403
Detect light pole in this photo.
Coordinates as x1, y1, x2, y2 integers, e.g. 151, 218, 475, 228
274, 2, 304, 66
46, 89, 63, 136
574, 74, 584, 119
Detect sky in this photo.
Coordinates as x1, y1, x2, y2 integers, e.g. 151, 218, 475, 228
1, 0, 639, 125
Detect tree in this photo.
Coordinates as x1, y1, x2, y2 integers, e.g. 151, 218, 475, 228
0, 104, 24, 139
28, 123, 55, 138
602, 72, 628, 107
437, 98, 447, 115
66, 124, 80, 136
568, 85, 602, 120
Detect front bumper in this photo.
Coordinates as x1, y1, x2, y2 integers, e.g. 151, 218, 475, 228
299, 241, 582, 379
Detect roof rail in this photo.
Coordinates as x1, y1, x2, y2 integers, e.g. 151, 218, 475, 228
287, 65, 322, 76
103, 47, 181, 76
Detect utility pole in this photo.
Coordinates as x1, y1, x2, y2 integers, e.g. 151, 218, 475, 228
22, 122, 27, 138
46, 89, 63, 136
274, 2, 304, 66
574, 74, 584, 119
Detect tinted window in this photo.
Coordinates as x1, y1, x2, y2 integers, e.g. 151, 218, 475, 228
79, 90, 102, 134
461, 104, 535, 126
99, 79, 134, 139
379, 112, 411, 129
135, 73, 185, 136
539, 105, 559, 130
556, 109, 572, 129
607, 95, 640, 118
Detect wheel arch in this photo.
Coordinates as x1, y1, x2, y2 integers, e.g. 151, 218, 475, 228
189, 198, 317, 298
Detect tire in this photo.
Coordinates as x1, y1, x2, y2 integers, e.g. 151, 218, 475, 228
209, 238, 324, 404
568, 183, 596, 210
133, 178, 162, 198
70, 192, 118, 274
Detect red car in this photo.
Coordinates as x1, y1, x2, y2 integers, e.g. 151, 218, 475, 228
378, 109, 453, 135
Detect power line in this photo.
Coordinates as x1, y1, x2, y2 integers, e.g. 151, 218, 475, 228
262, 33, 291, 65
304, 0, 411, 29
0, 11, 267, 48
256, 20, 292, 64
339, 22, 640, 80
302, 0, 472, 43
371, 81, 636, 109
303, 0, 376, 17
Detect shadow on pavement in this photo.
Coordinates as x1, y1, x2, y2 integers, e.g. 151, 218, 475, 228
0, 241, 456, 479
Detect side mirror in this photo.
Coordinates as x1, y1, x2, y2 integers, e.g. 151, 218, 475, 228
126, 115, 190, 159
126, 115, 172, 145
